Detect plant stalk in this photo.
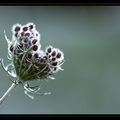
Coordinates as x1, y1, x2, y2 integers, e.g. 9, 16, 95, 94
0, 82, 17, 104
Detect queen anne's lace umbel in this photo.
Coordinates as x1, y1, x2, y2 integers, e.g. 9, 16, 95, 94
1, 23, 64, 99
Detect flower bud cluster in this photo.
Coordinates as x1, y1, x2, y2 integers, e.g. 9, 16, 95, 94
7, 23, 64, 81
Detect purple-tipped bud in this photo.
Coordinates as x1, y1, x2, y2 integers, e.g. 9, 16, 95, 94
23, 38, 28, 43
52, 62, 57, 66
56, 52, 61, 58
32, 39, 37, 44
23, 26, 28, 31
51, 51, 56, 56
47, 48, 51, 53
29, 25, 33, 29
32, 45, 38, 51
34, 53, 39, 58
25, 33, 30, 37
43, 56, 47, 60
52, 58, 56, 61
15, 26, 20, 32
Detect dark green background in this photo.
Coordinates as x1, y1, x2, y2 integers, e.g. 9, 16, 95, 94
0, 6, 120, 114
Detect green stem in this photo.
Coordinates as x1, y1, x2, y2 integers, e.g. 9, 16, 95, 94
0, 83, 17, 104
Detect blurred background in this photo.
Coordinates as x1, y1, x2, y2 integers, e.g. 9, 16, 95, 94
0, 6, 120, 114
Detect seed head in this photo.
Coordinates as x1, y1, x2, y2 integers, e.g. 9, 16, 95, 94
3, 22, 65, 99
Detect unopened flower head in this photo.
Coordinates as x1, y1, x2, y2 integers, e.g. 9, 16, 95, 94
0, 23, 65, 100
6, 23, 64, 81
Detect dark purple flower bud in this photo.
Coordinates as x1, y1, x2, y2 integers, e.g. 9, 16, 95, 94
15, 26, 20, 32
52, 62, 57, 66
32, 39, 37, 44
27, 53, 32, 59
25, 33, 30, 37
47, 48, 51, 53
51, 51, 56, 56
23, 38, 28, 43
56, 52, 61, 58
29, 25, 33, 29
43, 56, 47, 60
32, 45, 38, 51
30, 36, 33, 39
52, 58, 56, 61
23, 26, 28, 31
34, 53, 39, 58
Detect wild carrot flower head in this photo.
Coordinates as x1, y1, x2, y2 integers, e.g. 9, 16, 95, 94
1, 23, 65, 99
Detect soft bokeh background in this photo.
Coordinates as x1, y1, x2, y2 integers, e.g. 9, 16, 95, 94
0, 6, 120, 114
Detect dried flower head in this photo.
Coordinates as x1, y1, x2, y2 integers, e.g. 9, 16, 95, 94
0, 23, 65, 101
